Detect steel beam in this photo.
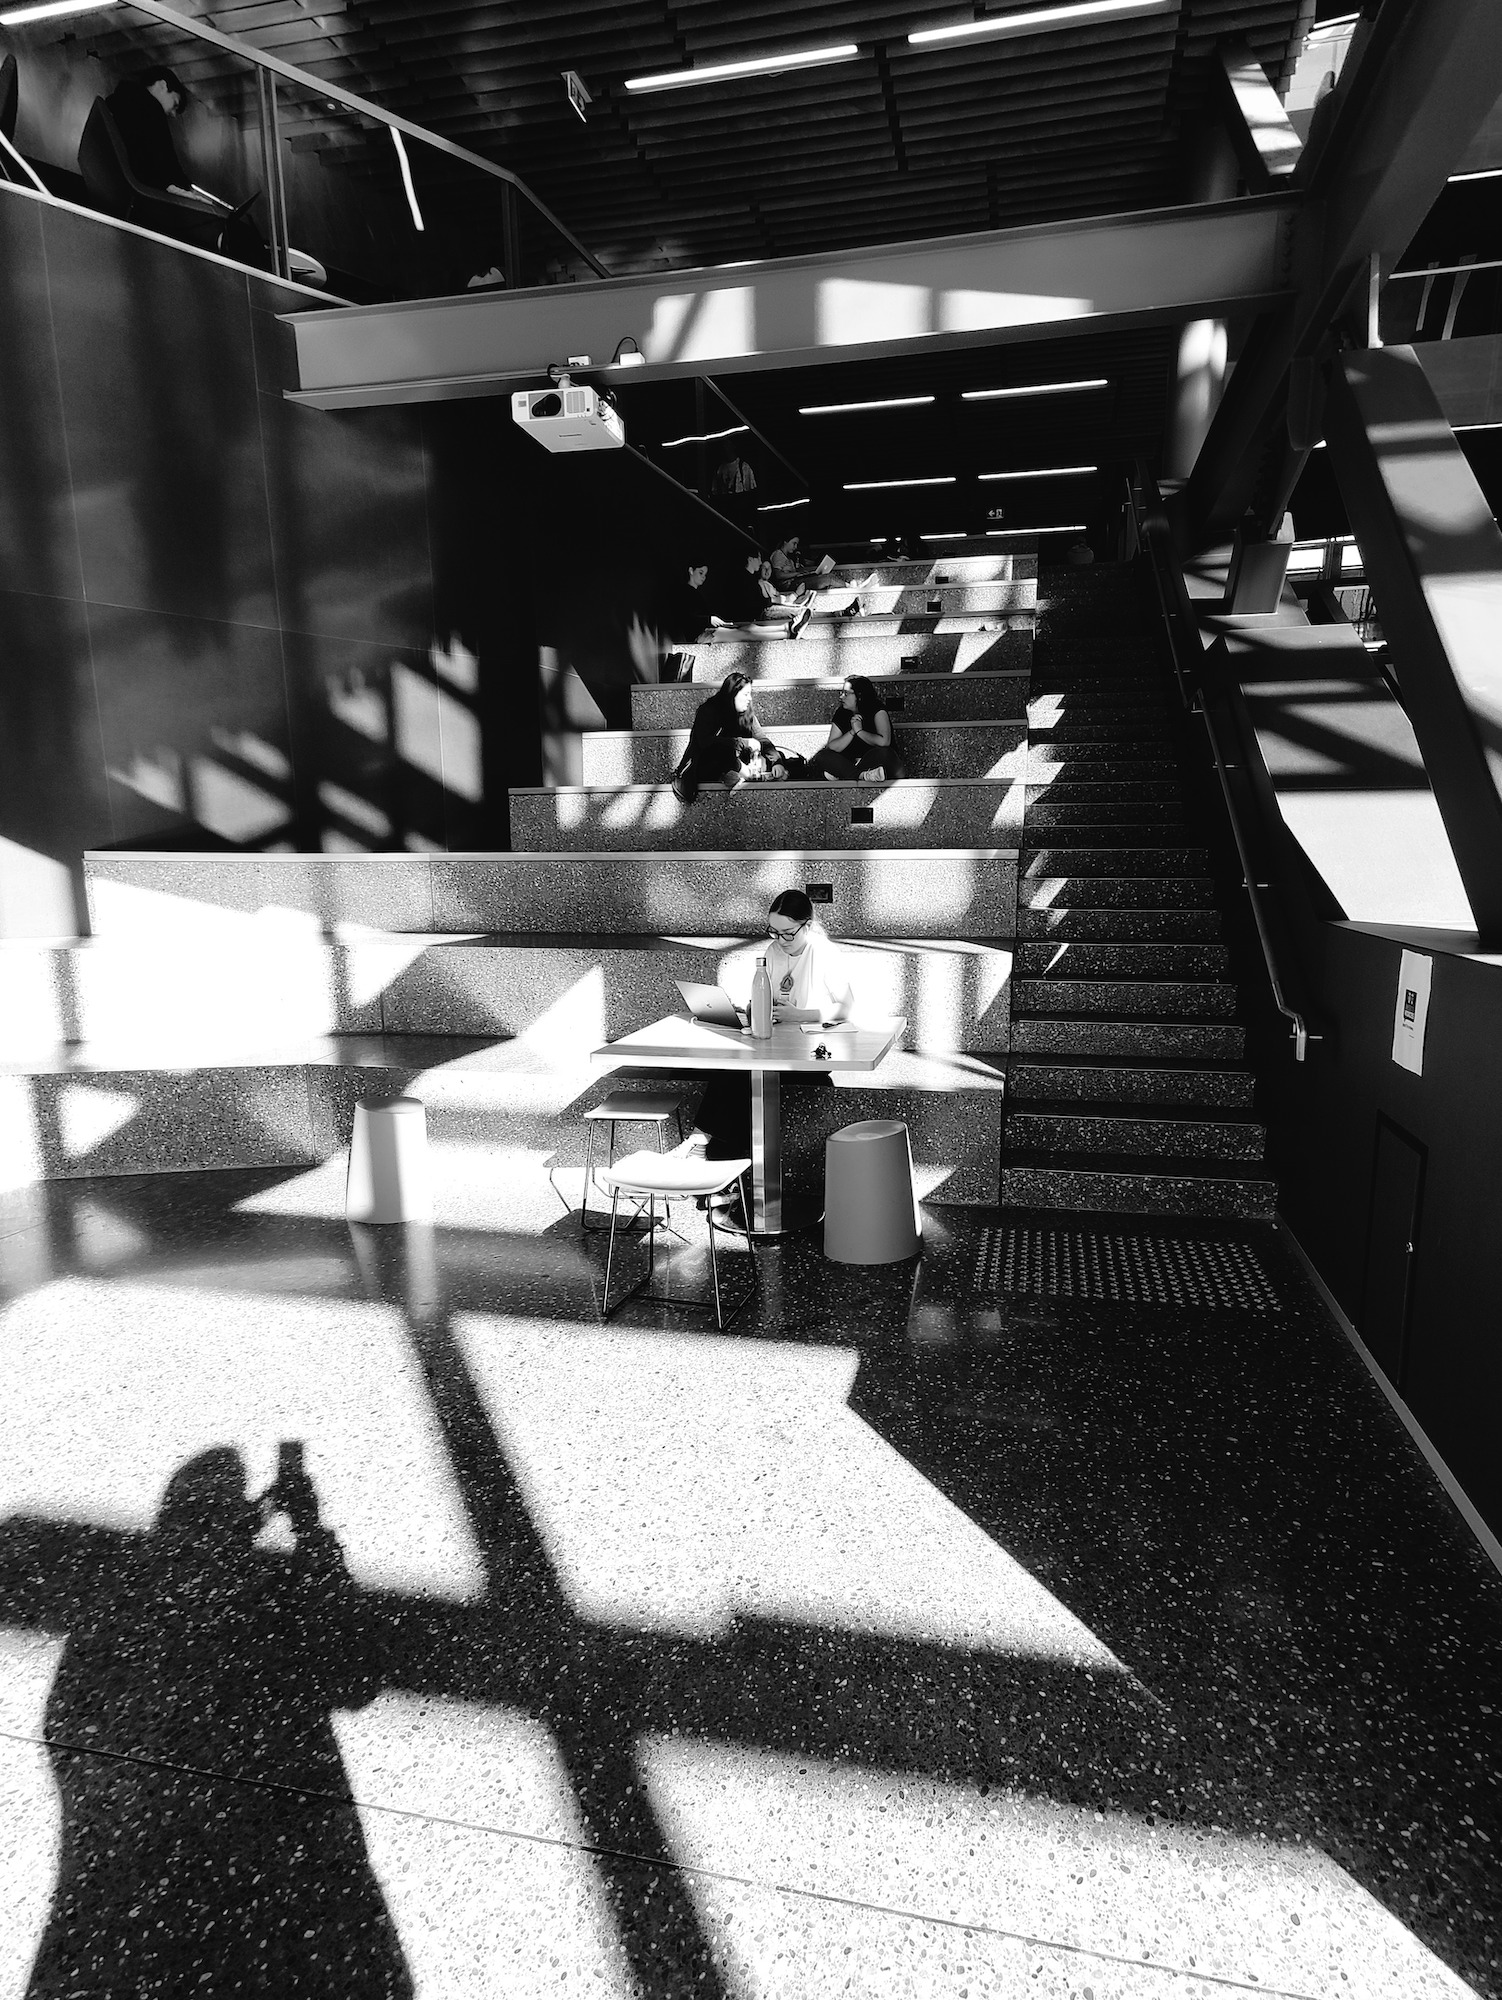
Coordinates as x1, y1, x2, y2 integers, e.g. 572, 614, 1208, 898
1326, 346, 1502, 940
1181, 0, 1502, 545
281, 199, 1297, 410
1417, 336, 1502, 433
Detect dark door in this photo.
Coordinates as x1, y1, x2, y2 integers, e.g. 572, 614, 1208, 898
1360, 1117, 1426, 1389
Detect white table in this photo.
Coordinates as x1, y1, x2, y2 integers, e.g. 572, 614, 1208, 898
591, 1013, 906, 1235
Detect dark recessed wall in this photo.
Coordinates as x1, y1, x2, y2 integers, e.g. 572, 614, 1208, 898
0, 184, 730, 936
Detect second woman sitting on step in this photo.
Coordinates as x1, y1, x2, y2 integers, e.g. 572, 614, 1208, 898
805, 676, 898, 783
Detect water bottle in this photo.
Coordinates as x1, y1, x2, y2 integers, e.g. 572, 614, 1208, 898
749, 955, 773, 1039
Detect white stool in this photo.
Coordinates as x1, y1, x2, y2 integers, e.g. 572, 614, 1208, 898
598, 1150, 754, 1330
823, 1119, 921, 1264
572, 1089, 687, 1232
347, 1097, 432, 1225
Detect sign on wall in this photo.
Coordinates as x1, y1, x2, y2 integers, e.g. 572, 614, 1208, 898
1391, 948, 1433, 1075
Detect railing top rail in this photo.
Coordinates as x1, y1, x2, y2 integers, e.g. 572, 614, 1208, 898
125, 0, 610, 279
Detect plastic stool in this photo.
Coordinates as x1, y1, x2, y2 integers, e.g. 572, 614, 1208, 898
347, 1097, 432, 1225
598, 1150, 755, 1330
823, 1119, 921, 1264
570, 1089, 687, 1232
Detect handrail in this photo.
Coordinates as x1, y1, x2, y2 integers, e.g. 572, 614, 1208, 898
1126, 468, 1318, 1062
125, 0, 610, 280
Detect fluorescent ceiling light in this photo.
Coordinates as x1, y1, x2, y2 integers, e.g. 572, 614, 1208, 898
758, 497, 810, 511
660, 424, 748, 447
909, 0, 1175, 50
987, 523, 1088, 536
921, 532, 966, 541
800, 395, 935, 415
979, 465, 1098, 481
844, 475, 955, 490
0, 0, 115, 18
626, 44, 858, 93
391, 129, 424, 233
964, 378, 1109, 401
1450, 166, 1502, 183
1455, 419, 1502, 432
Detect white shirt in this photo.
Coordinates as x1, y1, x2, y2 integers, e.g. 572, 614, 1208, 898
764, 927, 854, 1020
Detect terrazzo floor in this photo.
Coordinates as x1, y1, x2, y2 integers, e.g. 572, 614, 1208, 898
0, 1166, 1498, 1999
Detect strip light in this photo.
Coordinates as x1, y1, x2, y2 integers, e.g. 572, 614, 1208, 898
758, 497, 811, 510
844, 475, 955, 490
909, 0, 1176, 50
626, 43, 858, 93
0, 0, 116, 19
660, 424, 748, 447
979, 464, 1098, 481
921, 532, 966, 541
964, 378, 1108, 401
391, 129, 424, 232
1450, 166, 1502, 183
987, 523, 1088, 537
800, 395, 935, 415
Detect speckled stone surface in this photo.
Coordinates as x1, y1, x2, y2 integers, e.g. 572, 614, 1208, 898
582, 722, 1027, 786
1006, 1110, 1266, 1162
1022, 874, 1217, 910
1013, 978, 1239, 1019
632, 671, 1029, 731
1000, 1163, 1278, 1216
1025, 774, 1184, 801
1024, 846, 1209, 878
1008, 1060, 1256, 1107
434, 851, 1019, 939
1019, 907, 1224, 941
1015, 942, 1230, 978
688, 625, 1032, 680
86, 854, 438, 937
509, 779, 1026, 854
1009, 1018, 1247, 1059
0, 1176, 1497, 1998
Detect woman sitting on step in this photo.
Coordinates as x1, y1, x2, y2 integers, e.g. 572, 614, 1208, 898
671, 672, 780, 804
804, 676, 898, 782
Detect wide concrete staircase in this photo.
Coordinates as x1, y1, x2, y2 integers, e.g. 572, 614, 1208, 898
1004, 566, 1275, 1218
1, 548, 1274, 1224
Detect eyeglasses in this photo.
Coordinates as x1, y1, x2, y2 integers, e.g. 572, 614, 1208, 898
767, 920, 808, 942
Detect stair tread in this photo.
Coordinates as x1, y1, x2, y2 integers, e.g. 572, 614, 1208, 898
1004, 1151, 1276, 1184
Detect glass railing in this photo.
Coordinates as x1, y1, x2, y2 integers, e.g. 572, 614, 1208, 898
0, 0, 606, 299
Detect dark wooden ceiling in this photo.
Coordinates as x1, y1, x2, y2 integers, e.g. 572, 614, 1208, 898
108, 0, 1310, 274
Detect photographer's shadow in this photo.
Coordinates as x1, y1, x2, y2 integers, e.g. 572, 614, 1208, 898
28, 1446, 412, 1998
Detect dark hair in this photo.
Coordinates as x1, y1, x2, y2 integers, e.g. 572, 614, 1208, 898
672, 673, 753, 805
769, 888, 814, 925
838, 675, 885, 731
138, 65, 187, 96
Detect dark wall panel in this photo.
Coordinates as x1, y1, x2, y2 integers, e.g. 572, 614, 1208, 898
1272, 921, 1502, 1543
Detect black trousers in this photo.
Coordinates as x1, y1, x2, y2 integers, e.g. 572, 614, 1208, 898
697, 1070, 833, 1160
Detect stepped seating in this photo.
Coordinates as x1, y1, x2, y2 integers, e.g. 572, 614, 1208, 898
1004, 564, 1275, 1219
3, 931, 1013, 1055
819, 554, 1034, 585
85, 849, 1018, 940
633, 669, 1028, 730
804, 581, 1036, 618
581, 721, 1025, 785
684, 625, 1031, 679
507, 778, 1026, 852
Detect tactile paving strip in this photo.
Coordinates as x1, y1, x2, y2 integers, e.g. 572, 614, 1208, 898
974, 1224, 1281, 1311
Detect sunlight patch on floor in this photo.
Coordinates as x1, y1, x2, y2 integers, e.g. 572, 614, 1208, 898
0, 1278, 485, 1602
639, 1739, 1478, 2000
455, 1313, 1125, 1668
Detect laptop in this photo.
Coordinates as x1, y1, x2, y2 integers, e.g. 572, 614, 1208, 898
675, 980, 746, 1029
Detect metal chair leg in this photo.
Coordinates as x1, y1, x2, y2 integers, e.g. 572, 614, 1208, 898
707, 1204, 724, 1329
580, 1118, 600, 1230
602, 1183, 621, 1309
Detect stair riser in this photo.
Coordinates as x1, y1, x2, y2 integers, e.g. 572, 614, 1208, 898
1022, 877, 1217, 909
1014, 980, 1238, 1019
1019, 909, 1223, 941
584, 724, 1026, 786
1024, 850, 1208, 876
1000, 1167, 1276, 1219
1015, 945, 1229, 977
1011, 1021, 1246, 1059
1007, 1115, 1266, 1162
1008, 1067, 1255, 1107
636, 675, 1028, 729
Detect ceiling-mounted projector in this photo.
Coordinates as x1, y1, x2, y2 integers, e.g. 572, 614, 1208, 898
511, 382, 625, 453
